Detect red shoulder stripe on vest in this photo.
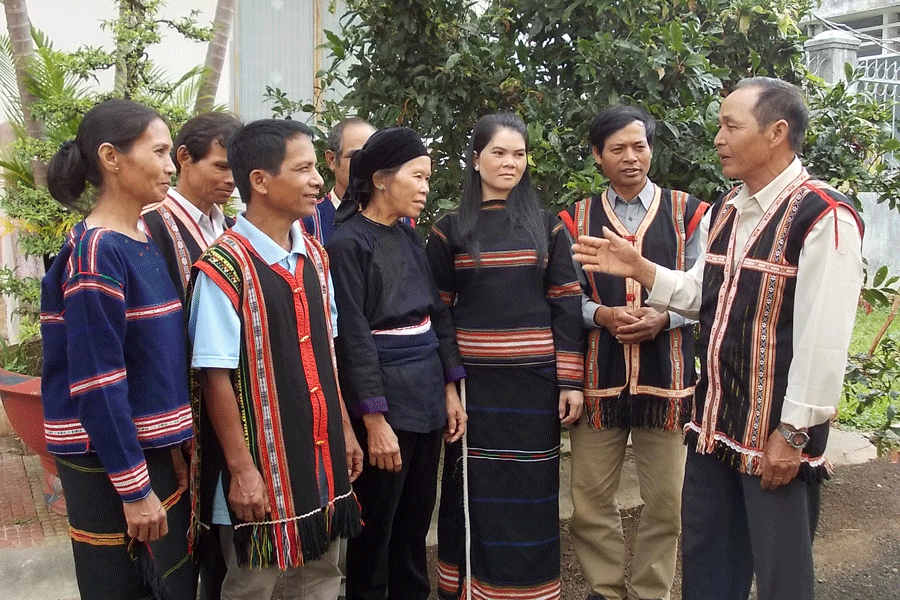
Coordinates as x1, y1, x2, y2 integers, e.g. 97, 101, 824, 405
800, 182, 863, 248
686, 201, 710, 240
194, 259, 241, 311
558, 209, 577, 239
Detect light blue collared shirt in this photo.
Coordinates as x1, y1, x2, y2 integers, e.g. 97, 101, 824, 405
188, 214, 338, 524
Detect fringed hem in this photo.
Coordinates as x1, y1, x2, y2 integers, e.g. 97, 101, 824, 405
232, 490, 362, 569
684, 428, 832, 483
584, 394, 690, 432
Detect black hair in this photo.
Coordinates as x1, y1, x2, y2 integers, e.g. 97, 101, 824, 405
47, 98, 163, 212
172, 111, 242, 174
228, 119, 315, 203
459, 113, 546, 267
735, 77, 809, 153
588, 105, 656, 154
326, 117, 373, 164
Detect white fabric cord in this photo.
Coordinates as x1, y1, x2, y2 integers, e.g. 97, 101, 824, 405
461, 379, 472, 600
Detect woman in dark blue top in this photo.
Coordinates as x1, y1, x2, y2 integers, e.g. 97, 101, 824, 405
41, 99, 195, 600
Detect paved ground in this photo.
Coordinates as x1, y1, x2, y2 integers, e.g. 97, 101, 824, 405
0, 428, 879, 600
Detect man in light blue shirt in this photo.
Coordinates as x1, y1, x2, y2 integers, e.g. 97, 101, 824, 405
188, 119, 363, 600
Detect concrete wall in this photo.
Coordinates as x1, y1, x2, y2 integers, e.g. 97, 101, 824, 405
860, 192, 900, 273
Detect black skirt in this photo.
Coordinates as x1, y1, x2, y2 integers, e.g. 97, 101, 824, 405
56, 447, 196, 600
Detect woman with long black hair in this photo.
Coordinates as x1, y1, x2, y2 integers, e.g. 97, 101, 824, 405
427, 113, 585, 600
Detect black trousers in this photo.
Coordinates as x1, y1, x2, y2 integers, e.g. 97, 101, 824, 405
346, 425, 443, 600
681, 448, 821, 600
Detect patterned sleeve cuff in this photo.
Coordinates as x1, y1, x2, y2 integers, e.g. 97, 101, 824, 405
355, 396, 389, 417
556, 351, 584, 389
444, 365, 466, 383
110, 461, 152, 503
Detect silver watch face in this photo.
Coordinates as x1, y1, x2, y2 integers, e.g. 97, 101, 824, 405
780, 425, 809, 448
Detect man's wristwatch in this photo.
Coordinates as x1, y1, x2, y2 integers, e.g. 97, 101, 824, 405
776, 423, 810, 449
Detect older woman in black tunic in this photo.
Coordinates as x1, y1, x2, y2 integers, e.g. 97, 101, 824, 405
327, 127, 467, 600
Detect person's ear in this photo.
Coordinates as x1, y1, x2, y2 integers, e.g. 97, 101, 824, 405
325, 149, 338, 171
249, 169, 267, 196
175, 145, 193, 169
97, 142, 119, 175
372, 171, 388, 191
592, 146, 603, 168
769, 119, 789, 148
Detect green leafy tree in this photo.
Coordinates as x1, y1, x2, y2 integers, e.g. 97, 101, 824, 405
309, 0, 820, 227
303, 0, 900, 445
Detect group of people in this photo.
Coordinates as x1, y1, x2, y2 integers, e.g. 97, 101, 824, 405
39, 74, 862, 600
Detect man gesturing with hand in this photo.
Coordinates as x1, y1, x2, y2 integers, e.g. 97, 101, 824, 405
573, 79, 863, 600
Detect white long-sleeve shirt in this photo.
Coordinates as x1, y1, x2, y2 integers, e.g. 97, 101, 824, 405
647, 158, 863, 430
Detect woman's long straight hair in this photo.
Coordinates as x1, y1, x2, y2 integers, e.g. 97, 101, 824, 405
457, 113, 547, 267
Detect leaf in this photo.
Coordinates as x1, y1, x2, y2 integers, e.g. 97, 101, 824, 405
873, 265, 888, 287
862, 288, 890, 307
669, 21, 683, 52
445, 53, 462, 71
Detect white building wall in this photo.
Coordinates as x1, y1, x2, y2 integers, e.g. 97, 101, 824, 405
232, 0, 346, 122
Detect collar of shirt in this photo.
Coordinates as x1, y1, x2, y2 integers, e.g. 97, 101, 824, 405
168, 188, 227, 234
326, 188, 341, 208
605, 178, 655, 211
726, 156, 803, 217
233, 214, 307, 267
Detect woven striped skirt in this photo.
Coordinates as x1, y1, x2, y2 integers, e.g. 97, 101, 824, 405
56, 447, 196, 600
437, 364, 561, 600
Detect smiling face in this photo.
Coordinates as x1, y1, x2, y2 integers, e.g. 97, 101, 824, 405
593, 119, 652, 200
114, 118, 176, 206
373, 155, 432, 222
177, 141, 235, 209
261, 134, 324, 220
473, 126, 527, 201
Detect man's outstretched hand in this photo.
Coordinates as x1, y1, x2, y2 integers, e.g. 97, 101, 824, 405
572, 227, 657, 289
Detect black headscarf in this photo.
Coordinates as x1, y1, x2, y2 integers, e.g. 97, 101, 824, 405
334, 127, 428, 224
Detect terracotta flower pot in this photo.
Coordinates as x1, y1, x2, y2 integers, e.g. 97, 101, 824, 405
0, 367, 66, 515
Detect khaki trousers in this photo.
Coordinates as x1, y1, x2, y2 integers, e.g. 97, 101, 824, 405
569, 424, 686, 600
219, 525, 342, 600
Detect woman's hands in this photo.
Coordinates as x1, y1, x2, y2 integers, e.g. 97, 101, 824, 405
123, 491, 168, 543
444, 381, 467, 443
363, 413, 402, 472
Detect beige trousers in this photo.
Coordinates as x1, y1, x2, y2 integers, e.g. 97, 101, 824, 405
569, 424, 686, 600
219, 525, 343, 600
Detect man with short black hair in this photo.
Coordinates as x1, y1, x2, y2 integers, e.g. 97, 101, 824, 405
571, 78, 864, 600
560, 105, 707, 600
142, 111, 242, 301
189, 119, 364, 600
139, 111, 242, 600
